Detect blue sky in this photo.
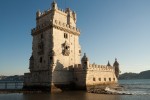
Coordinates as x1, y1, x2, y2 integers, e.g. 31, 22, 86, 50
0, 0, 150, 75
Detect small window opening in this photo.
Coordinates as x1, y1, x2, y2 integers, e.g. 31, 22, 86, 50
79, 50, 81, 53
41, 34, 43, 39
113, 78, 115, 81
50, 57, 53, 60
66, 46, 68, 49
104, 78, 106, 81
109, 78, 111, 81
40, 57, 42, 63
93, 78, 96, 81
64, 34, 66, 38
99, 78, 101, 81
64, 33, 68, 39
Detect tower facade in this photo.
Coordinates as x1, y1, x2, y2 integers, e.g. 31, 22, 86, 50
24, 1, 81, 90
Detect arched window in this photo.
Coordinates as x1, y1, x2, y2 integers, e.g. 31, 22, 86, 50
64, 33, 68, 39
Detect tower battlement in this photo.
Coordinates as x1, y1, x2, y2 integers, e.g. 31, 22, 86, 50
88, 64, 114, 71
36, 8, 76, 21
31, 20, 80, 36
36, 1, 77, 29
73, 64, 114, 72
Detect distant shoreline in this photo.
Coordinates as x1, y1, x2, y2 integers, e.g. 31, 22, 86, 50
119, 78, 150, 80
0, 89, 49, 94
119, 70, 150, 80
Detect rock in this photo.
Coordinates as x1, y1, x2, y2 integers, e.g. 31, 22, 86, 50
87, 85, 130, 95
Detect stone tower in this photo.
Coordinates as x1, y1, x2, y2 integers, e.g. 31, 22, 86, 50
24, 1, 119, 92
113, 58, 120, 79
24, 1, 81, 91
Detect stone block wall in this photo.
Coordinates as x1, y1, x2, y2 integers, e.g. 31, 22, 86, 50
85, 64, 117, 86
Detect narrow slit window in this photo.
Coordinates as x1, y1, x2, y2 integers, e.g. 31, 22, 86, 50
109, 78, 111, 81
93, 78, 96, 81
40, 57, 42, 63
104, 78, 106, 81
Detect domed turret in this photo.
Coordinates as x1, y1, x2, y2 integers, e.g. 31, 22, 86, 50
113, 58, 120, 79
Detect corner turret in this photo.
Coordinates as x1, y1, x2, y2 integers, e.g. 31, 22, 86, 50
113, 58, 120, 79
51, 1, 58, 10
36, 10, 41, 18
81, 53, 89, 70
29, 55, 34, 71
65, 8, 77, 27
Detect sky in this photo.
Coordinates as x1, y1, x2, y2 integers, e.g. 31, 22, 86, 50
0, 0, 150, 75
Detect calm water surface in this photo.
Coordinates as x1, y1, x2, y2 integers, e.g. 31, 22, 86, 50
0, 91, 150, 100
0, 79, 150, 100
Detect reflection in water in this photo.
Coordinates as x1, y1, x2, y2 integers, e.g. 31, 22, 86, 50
0, 91, 150, 100
22, 91, 120, 100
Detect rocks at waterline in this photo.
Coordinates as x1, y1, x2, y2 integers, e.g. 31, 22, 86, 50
87, 85, 131, 95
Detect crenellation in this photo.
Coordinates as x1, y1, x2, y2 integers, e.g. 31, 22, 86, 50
74, 64, 83, 71
32, 19, 80, 36
88, 64, 114, 72
36, 10, 51, 19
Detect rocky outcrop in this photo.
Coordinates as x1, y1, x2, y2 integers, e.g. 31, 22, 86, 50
87, 85, 130, 95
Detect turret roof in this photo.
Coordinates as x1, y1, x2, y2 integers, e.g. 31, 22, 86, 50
113, 58, 119, 66
81, 53, 89, 61
107, 61, 111, 66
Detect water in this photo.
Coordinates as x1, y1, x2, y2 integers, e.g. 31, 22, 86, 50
103, 79, 150, 95
119, 79, 150, 95
0, 81, 23, 89
0, 79, 150, 100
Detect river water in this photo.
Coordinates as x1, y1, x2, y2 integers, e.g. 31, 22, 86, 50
0, 79, 150, 100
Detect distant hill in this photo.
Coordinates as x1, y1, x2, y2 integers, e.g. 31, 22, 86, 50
119, 70, 150, 80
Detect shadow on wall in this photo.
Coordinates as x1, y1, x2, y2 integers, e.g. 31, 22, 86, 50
51, 60, 86, 92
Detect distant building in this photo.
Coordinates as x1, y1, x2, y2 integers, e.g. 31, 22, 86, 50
24, 1, 120, 92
